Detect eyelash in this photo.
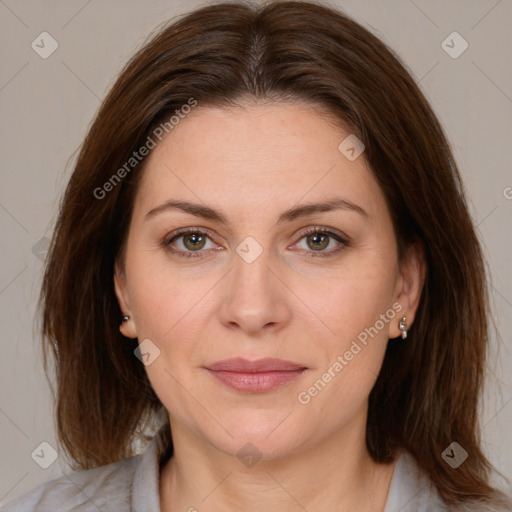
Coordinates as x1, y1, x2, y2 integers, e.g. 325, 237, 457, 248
162, 226, 349, 260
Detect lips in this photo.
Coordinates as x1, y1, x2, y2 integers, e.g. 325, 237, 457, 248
205, 357, 307, 373
204, 358, 307, 393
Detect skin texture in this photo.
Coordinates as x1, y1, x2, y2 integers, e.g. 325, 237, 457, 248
114, 101, 425, 511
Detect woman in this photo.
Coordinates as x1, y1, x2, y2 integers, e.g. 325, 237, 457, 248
4, 1, 511, 511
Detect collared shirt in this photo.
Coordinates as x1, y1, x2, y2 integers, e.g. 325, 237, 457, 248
0, 424, 474, 512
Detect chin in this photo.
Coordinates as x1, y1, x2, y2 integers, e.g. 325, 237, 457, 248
205, 418, 308, 462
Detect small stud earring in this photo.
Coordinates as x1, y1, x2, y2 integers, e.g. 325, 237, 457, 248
398, 316, 408, 340
121, 315, 130, 324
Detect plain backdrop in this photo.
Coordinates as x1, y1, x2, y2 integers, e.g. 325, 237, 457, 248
1, 0, 511, 505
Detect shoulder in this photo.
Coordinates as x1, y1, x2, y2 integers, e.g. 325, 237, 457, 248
2, 455, 141, 512
384, 450, 447, 511
450, 490, 512, 512
2, 423, 172, 512
385, 451, 512, 512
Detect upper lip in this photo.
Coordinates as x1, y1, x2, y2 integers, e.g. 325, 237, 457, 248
205, 357, 307, 373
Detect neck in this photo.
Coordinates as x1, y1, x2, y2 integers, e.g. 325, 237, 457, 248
159, 407, 397, 512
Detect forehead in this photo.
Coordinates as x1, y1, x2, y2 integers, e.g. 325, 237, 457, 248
133, 101, 386, 223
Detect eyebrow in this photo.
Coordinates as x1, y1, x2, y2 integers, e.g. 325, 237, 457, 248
145, 196, 369, 224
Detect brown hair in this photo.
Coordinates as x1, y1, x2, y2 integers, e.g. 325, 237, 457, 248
40, 0, 509, 507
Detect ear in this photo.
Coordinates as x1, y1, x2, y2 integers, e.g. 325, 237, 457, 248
113, 261, 137, 339
388, 239, 426, 339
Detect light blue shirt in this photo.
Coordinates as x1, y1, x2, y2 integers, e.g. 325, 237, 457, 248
2, 424, 506, 511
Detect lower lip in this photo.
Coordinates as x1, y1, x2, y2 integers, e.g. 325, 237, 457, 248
206, 369, 306, 393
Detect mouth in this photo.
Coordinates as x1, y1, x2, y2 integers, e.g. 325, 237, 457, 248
204, 357, 308, 393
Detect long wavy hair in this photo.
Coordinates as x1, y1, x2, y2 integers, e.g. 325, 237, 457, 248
40, 0, 509, 508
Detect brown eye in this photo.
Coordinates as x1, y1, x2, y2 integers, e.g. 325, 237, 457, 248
182, 232, 207, 251
163, 228, 218, 258
306, 232, 330, 251
293, 227, 349, 259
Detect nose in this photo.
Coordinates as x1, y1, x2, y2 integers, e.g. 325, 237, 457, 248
217, 244, 292, 336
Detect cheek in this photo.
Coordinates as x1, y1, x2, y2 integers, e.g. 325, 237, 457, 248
125, 254, 221, 397
126, 261, 211, 415
126, 250, 212, 338
297, 287, 394, 429
297, 252, 397, 344
292, 254, 397, 402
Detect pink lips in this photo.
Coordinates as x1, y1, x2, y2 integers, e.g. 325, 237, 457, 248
205, 357, 307, 393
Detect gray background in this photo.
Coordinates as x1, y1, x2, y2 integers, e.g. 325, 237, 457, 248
1, 0, 511, 505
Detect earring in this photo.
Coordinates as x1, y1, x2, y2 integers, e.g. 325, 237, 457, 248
398, 316, 408, 340
121, 315, 130, 324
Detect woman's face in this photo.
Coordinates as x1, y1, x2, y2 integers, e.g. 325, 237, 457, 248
115, 101, 423, 460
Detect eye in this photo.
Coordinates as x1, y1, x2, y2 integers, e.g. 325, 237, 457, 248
163, 228, 219, 258
292, 227, 349, 258
162, 226, 349, 259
